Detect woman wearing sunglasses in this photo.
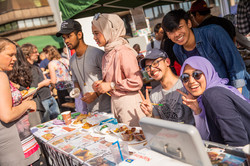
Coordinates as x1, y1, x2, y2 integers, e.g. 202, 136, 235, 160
179, 56, 250, 146
92, 13, 145, 126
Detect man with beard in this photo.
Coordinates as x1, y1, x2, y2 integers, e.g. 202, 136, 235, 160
21, 43, 60, 123
140, 49, 194, 125
162, 9, 250, 99
56, 19, 110, 112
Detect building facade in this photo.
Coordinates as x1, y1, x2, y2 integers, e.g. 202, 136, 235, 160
0, 0, 57, 41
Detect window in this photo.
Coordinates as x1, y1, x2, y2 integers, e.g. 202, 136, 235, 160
33, 18, 41, 26
144, 8, 154, 19
5, 23, 11, 31
33, 0, 42, 7
0, 25, 5, 33
25, 19, 33, 28
11, 22, 18, 30
162, 5, 171, 15
215, 0, 220, 6
171, 4, 175, 9
18, 20, 26, 29
33, 0, 49, 7
153, 6, 159, 17
47, 16, 54, 24
40, 17, 48, 25
182, 2, 190, 11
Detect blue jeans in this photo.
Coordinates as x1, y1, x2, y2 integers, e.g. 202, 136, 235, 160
41, 97, 60, 122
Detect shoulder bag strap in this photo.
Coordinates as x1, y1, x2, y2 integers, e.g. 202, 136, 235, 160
58, 60, 70, 74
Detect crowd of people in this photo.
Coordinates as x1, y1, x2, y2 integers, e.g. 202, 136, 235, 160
0, 0, 250, 165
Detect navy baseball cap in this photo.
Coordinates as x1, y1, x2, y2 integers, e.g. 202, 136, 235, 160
56, 19, 82, 37
140, 48, 168, 68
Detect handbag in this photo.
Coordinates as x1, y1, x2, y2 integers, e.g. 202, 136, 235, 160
55, 81, 73, 90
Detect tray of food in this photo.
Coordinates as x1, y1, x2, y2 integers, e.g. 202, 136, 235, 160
81, 122, 98, 131
71, 113, 90, 126
21, 87, 38, 99
121, 127, 146, 142
110, 123, 129, 134
93, 124, 113, 135
110, 124, 146, 144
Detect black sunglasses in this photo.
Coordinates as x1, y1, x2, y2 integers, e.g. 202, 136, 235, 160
180, 70, 203, 83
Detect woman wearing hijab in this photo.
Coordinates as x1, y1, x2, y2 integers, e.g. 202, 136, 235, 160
92, 13, 145, 126
178, 56, 250, 146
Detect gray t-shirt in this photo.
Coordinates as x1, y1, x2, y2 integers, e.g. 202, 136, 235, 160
150, 79, 195, 125
70, 45, 111, 112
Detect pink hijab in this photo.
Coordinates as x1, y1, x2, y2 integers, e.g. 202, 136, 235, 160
92, 13, 138, 81
92, 13, 129, 52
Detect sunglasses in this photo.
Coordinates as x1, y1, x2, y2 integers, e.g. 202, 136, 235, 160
93, 13, 101, 20
93, 13, 113, 28
180, 70, 203, 83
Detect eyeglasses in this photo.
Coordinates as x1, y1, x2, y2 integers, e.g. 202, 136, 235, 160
93, 13, 113, 28
145, 58, 164, 72
180, 70, 203, 83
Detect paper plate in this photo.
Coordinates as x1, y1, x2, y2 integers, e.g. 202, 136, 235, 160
22, 88, 38, 99
93, 124, 114, 135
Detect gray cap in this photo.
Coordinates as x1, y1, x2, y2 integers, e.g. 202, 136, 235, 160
140, 48, 168, 68
56, 19, 82, 37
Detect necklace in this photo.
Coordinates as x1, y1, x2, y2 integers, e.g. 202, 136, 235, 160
76, 50, 87, 86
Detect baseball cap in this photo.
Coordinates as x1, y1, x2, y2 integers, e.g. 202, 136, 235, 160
140, 48, 168, 69
189, 0, 212, 13
56, 19, 82, 37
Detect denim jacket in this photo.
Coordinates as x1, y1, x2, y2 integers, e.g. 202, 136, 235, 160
173, 24, 247, 89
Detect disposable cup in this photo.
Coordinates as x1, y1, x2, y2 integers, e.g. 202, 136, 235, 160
110, 142, 129, 164
243, 144, 250, 166
61, 111, 71, 125
70, 88, 80, 98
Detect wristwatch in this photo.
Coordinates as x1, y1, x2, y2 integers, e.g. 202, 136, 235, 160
110, 82, 116, 90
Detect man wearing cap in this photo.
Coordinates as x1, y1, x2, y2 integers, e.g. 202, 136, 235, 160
56, 19, 111, 113
189, 0, 236, 42
140, 48, 194, 125
162, 9, 250, 99
21, 43, 60, 123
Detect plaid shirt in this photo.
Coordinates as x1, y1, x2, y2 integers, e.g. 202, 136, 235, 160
237, 0, 250, 35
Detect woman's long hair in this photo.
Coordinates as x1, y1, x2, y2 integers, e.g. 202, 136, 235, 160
7, 46, 33, 88
43, 45, 61, 61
